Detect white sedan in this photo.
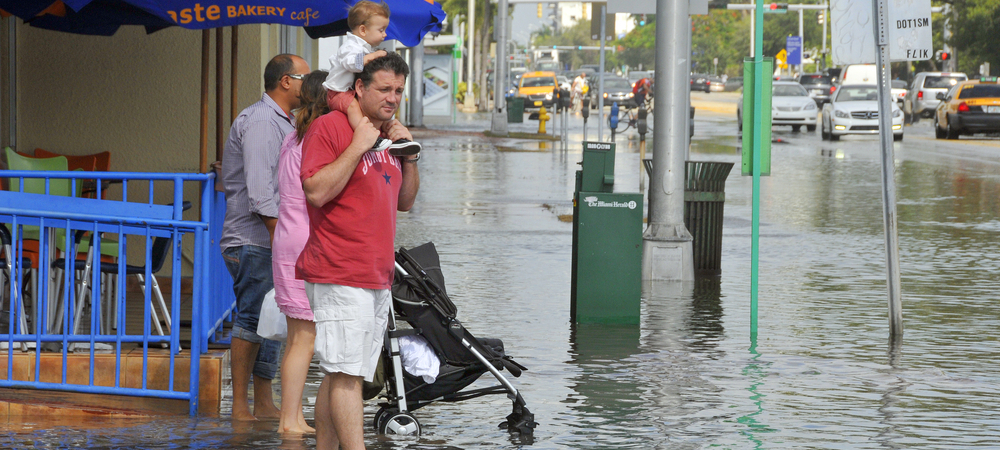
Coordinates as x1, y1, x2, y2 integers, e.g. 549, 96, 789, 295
737, 81, 818, 132
821, 84, 904, 141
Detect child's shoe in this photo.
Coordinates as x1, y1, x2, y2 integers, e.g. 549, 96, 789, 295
371, 137, 391, 152
387, 139, 422, 157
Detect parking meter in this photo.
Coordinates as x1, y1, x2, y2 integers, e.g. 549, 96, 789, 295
637, 106, 648, 136
582, 98, 590, 119
609, 102, 619, 130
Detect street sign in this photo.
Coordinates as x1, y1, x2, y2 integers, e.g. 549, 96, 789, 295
786, 36, 802, 66
775, 49, 788, 69
589, 3, 615, 41
831, 0, 933, 64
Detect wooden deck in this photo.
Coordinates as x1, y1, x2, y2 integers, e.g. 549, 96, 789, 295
0, 277, 232, 417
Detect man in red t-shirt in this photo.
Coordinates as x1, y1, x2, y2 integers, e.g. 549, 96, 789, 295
297, 52, 419, 450
632, 77, 652, 108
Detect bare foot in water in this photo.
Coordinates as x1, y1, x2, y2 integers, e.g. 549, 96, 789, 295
254, 403, 281, 420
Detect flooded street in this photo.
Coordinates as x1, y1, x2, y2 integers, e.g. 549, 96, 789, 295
4, 94, 1000, 448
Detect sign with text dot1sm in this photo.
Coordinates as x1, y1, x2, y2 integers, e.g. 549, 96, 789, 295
786, 36, 802, 66
830, 0, 933, 64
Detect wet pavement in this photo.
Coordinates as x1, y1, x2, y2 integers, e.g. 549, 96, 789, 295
3, 94, 1000, 448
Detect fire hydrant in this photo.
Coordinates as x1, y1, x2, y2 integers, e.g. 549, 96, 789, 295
537, 106, 550, 134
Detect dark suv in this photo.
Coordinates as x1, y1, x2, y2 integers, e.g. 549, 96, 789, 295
797, 74, 834, 105
690, 73, 712, 93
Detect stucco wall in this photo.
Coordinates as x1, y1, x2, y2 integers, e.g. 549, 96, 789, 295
9, 23, 270, 277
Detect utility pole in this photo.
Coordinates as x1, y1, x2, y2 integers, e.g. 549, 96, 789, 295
491, 0, 509, 135
643, 0, 695, 281
464, 0, 475, 112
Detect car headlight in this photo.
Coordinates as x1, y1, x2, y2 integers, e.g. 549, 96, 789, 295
804, 102, 817, 110
545, 93, 552, 100
834, 109, 849, 118
892, 109, 902, 118
627, 93, 634, 98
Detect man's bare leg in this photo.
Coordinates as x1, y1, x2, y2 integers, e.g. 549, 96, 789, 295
253, 375, 280, 419
230, 337, 259, 421
329, 372, 365, 450
314, 375, 340, 450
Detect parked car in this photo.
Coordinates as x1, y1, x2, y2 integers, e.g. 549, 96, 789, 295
517, 71, 559, 109
690, 73, 711, 93
724, 76, 743, 91
821, 84, 904, 141
709, 77, 726, 92
797, 73, 835, 105
903, 72, 968, 122
891, 80, 908, 106
737, 81, 818, 132
590, 76, 636, 109
933, 77, 1000, 139
824, 67, 842, 85
840, 64, 878, 85
557, 75, 571, 92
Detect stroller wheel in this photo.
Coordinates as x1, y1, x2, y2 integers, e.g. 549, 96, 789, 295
379, 411, 421, 436
373, 406, 393, 431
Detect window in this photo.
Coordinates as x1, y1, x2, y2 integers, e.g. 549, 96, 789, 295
958, 84, 1000, 99
774, 84, 808, 96
924, 76, 965, 89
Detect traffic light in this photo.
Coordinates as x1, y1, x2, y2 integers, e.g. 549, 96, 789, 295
765, 3, 788, 13
537, 3, 543, 18
639, 14, 647, 26
941, 52, 950, 61
817, 11, 824, 24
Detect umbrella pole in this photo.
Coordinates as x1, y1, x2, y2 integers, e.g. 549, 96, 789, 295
231, 26, 238, 127
200, 30, 210, 174
216, 28, 224, 165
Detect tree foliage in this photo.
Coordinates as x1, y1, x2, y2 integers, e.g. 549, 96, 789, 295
529, 1, 998, 78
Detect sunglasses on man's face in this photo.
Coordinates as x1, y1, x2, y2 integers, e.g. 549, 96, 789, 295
286, 73, 307, 80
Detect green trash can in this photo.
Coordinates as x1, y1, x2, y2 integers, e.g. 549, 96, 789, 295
642, 159, 734, 275
506, 96, 524, 123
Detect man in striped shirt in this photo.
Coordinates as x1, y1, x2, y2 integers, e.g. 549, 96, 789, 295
220, 53, 310, 421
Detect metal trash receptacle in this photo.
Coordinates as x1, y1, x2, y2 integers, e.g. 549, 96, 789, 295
506, 97, 524, 123
642, 160, 734, 275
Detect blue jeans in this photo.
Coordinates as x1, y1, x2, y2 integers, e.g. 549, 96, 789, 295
222, 245, 281, 380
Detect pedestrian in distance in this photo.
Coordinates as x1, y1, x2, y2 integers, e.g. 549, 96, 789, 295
273, 69, 330, 434
572, 71, 588, 111
220, 53, 310, 422
298, 51, 420, 450
323, 0, 421, 157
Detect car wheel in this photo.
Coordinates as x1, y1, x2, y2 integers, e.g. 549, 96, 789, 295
946, 120, 959, 139
934, 118, 946, 139
807, 125, 816, 132
829, 131, 840, 141
738, 114, 743, 132
894, 133, 903, 142
820, 120, 829, 140
792, 125, 801, 132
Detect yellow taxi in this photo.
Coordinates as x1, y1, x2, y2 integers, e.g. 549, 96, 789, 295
933, 77, 1000, 139
518, 71, 559, 109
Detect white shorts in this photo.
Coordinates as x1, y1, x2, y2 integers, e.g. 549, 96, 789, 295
305, 282, 390, 382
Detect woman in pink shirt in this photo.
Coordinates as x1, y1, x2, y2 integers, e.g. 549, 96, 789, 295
273, 69, 329, 434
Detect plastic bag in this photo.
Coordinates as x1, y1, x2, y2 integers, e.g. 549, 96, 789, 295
256, 288, 287, 342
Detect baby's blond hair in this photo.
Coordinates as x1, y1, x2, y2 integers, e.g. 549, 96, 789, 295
348, 1, 390, 31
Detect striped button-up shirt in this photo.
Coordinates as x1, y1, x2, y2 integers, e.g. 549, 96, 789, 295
220, 93, 294, 250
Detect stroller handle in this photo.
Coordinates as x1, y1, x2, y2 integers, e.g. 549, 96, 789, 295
394, 261, 410, 278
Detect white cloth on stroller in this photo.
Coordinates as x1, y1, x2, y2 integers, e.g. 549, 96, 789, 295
398, 335, 441, 384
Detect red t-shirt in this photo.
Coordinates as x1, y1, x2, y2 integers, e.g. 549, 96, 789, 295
295, 111, 403, 289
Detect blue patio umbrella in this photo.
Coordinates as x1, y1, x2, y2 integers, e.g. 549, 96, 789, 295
0, 0, 445, 45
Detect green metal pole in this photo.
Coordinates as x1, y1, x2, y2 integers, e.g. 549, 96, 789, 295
750, 1, 764, 339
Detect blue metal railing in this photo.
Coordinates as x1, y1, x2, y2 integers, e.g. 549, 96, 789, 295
0, 170, 233, 415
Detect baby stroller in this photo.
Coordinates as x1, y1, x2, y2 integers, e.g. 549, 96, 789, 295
372, 242, 536, 437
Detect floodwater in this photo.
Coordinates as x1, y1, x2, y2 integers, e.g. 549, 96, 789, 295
3, 105, 1000, 448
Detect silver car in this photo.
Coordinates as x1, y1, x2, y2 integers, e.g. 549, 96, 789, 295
903, 72, 967, 122
821, 84, 904, 141
737, 81, 818, 132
